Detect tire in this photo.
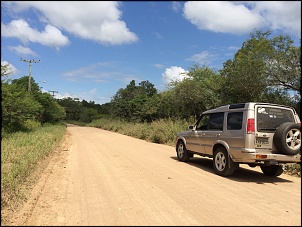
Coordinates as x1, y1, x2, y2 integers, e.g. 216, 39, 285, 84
213, 147, 235, 177
273, 122, 301, 155
260, 165, 283, 177
176, 140, 190, 162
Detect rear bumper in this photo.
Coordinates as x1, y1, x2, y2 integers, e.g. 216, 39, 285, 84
232, 150, 301, 164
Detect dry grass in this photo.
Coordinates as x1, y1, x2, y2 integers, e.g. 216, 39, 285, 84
1, 123, 66, 220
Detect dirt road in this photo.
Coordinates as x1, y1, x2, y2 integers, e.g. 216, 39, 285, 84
8, 124, 301, 226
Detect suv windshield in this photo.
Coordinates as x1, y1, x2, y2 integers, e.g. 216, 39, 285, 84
256, 106, 295, 132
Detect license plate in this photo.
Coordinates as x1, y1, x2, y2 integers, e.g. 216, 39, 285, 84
255, 137, 269, 145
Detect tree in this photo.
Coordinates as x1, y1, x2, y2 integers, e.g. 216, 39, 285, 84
110, 80, 158, 122
219, 30, 300, 106
2, 66, 43, 131
168, 64, 222, 118
219, 30, 271, 103
79, 107, 98, 123
36, 92, 66, 123
138, 80, 157, 97
265, 35, 301, 93
57, 97, 82, 120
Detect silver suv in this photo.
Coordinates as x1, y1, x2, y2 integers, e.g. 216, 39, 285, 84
175, 102, 301, 177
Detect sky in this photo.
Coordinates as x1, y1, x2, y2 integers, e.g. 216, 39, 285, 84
1, 1, 301, 105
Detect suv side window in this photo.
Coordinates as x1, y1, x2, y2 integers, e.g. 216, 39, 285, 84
196, 115, 210, 130
196, 113, 224, 130
208, 112, 224, 130
227, 112, 243, 130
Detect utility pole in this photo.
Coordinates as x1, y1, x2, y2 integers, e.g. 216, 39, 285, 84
21, 58, 40, 94
49, 90, 58, 98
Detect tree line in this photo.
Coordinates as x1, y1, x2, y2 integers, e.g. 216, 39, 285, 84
1, 30, 300, 133
108, 30, 301, 122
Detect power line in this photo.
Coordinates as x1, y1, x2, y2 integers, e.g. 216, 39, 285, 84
21, 58, 40, 94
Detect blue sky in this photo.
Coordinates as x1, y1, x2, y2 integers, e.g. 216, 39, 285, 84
1, 1, 301, 104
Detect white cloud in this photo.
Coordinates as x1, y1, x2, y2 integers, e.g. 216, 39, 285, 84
55, 92, 79, 101
186, 51, 218, 65
90, 89, 97, 96
251, 1, 301, 35
1, 19, 70, 50
153, 63, 165, 69
162, 66, 188, 84
183, 1, 262, 34
154, 31, 163, 39
8, 44, 38, 56
183, 1, 301, 37
62, 61, 140, 85
171, 1, 182, 13
227, 46, 240, 51
2, 1, 138, 46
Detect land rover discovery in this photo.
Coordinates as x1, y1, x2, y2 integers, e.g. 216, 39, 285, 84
175, 102, 301, 177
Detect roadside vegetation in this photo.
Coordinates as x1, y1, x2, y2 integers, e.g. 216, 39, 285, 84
86, 117, 193, 146
1, 29, 301, 225
1, 123, 66, 225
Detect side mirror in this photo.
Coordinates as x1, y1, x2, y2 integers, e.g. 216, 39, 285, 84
188, 125, 195, 130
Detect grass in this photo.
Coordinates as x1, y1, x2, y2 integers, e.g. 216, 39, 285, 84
86, 117, 193, 146
1, 122, 67, 222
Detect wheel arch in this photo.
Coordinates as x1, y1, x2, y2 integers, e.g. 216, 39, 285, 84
212, 141, 230, 156
176, 136, 187, 146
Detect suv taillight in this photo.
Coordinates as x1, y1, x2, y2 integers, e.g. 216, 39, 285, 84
247, 118, 255, 134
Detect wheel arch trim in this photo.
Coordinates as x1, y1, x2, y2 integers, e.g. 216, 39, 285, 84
212, 140, 231, 157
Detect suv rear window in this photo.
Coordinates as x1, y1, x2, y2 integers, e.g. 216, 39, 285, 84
257, 107, 295, 132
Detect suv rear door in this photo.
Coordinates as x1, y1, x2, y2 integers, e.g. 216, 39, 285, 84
255, 104, 296, 152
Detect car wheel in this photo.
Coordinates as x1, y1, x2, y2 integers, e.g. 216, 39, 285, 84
273, 122, 301, 155
176, 140, 190, 162
213, 147, 235, 177
260, 165, 283, 177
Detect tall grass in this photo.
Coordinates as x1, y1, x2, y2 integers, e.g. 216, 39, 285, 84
1, 123, 66, 213
87, 117, 195, 146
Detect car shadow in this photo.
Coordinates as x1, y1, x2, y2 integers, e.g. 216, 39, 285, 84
170, 156, 293, 183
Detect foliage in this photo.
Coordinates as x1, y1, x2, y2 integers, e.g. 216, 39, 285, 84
58, 98, 110, 123
219, 30, 272, 103
1, 77, 43, 132
265, 34, 301, 92
219, 30, 300, 109
88, 116, 191, 146
57, 97, 81, 120
1, 65, 66, 134
1, 123, 66, 216
168, 64, 222, 118
110, 80, 158, 122
35, 92, 66, 123
79, 107, 99, 123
